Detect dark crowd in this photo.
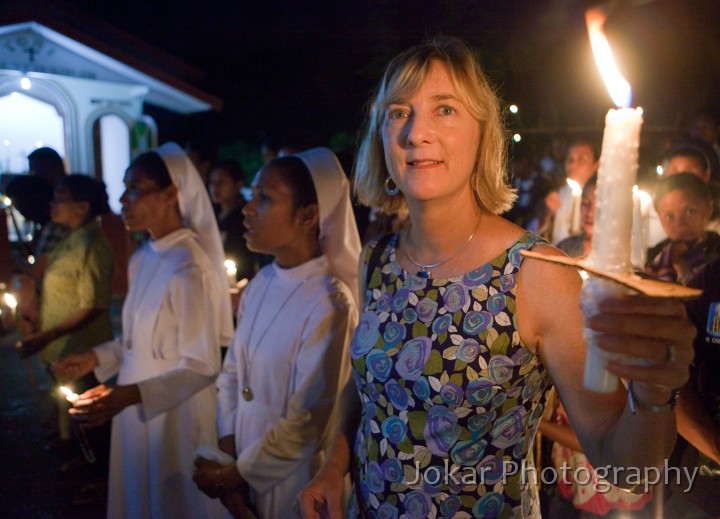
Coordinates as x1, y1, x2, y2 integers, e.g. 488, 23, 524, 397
1, 37, 719, 519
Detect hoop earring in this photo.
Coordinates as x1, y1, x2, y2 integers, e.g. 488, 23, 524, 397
384, 177, 400, 196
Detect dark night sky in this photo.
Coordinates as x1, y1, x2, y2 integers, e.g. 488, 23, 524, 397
62, 0, 720, 150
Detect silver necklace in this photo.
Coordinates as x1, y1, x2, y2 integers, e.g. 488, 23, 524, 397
241, 276, 306, 401
403, 218, 481, 278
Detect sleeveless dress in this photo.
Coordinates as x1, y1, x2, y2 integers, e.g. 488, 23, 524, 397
350, 231, 551, 519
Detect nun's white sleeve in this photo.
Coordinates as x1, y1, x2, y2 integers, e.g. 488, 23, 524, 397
235, 292, 356, 494
135, 265, 221, 421
93, 337, 124, 382
217, 288, 250, 439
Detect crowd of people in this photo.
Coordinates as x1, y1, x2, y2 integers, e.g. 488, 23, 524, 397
2, 36, 719, 519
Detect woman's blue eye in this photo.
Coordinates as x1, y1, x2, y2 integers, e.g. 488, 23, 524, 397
440, 106, 455, 116
387, 109, 408, 121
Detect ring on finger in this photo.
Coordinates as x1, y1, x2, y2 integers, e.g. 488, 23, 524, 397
664, 343, 677, 364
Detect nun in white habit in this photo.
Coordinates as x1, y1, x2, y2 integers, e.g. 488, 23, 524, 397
194, 147, 360, 518
54, 142, 233, 519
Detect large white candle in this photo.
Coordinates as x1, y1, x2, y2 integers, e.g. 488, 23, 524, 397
586, 108, 643, 274
582, 6, 644, 392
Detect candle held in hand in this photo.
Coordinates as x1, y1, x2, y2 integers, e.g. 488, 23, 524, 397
59, 385, 79, 403
583, 5, 644, 392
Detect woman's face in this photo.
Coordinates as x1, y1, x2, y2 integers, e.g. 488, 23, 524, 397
241, 164, 308, 260
564, 143, 598, 184
50, 187, 87, 228
209, 168, 241, 206
119, 166, 173, 232
656, 189, 712, 241
381, 61, 481, 206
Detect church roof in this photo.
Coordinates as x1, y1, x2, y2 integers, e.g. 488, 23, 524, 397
0, 0, 223, 113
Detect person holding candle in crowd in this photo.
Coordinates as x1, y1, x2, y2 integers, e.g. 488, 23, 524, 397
15, 174, 114, 504
298, 37, 695, 519
557, 175, 597, 259
551, 139, 599, 245
53, 143, 233, 519
192, 147, 360, 518
208, 158, 257, 281
642, 172, 720, 517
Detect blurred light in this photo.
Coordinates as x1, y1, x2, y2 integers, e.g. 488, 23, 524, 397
656, 165, 663, 176
512, 133, 522, 142
509, 104, 519, 114
20, 77, 31, 90
579, 270, 589, 281
25, 234, 32, 241
27, 255, 35, 265
3, 293, 17, 309
3, 139, 9, 147
35, 140, 43, 148
1, 196, 11, 207
567, 178, 582, 195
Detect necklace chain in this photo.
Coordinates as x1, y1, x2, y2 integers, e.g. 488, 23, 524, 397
403, 217, 481, 278
242, 276, 306, 401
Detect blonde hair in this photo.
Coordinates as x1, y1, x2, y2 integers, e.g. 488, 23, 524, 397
354, 37, 516, 214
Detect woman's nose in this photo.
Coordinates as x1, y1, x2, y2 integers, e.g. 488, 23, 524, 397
403, 114, 433, 147
241, 198, 256, 216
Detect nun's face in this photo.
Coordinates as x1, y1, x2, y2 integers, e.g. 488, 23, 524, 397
119, 166, 174, 232
242, 164, 309, 262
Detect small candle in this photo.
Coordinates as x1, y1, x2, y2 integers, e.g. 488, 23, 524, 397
631, 186, 652, 269
224, 259, 237, 288
59, 386, 79, 403
583, 5, 644, 392
567, 178, 583, 235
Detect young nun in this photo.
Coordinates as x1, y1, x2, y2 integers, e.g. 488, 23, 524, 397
54, 142, 233, 518
193, 147, 360, 518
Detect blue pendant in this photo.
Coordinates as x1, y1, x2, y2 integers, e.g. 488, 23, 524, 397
417, 270, 430, 279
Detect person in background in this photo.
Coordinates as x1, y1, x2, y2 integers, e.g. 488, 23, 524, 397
556, 175, 597, 258
551, 139, 599, 245
193, 147, 360, 518
642, 172, 720, 517
186, 141, 216, 187
15, 174, 114, 505
505, 141, 543, 228
5, 147, 70, 338
648, 143, 720, 247
687, 109, 720, 179
53, 143, 233, 519
209, 159, 256, 281
664, 144, 713, 183
524, 176, 563, 242
299, 37, 694, 519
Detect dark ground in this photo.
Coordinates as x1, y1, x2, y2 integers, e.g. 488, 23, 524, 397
0, 328, 106, 518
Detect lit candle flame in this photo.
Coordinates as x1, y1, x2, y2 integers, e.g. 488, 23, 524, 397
566, 178, 582, 196
586, 6, 632, 108
59, 385, 79, 403
3, 293, 17, 309
224, 259, 237, 275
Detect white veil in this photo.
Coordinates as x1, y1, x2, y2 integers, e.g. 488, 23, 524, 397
156, 142, 234, 345
296, 147, 361, 307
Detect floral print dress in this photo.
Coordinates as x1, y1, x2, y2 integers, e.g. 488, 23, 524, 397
350, 232, 551, 519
